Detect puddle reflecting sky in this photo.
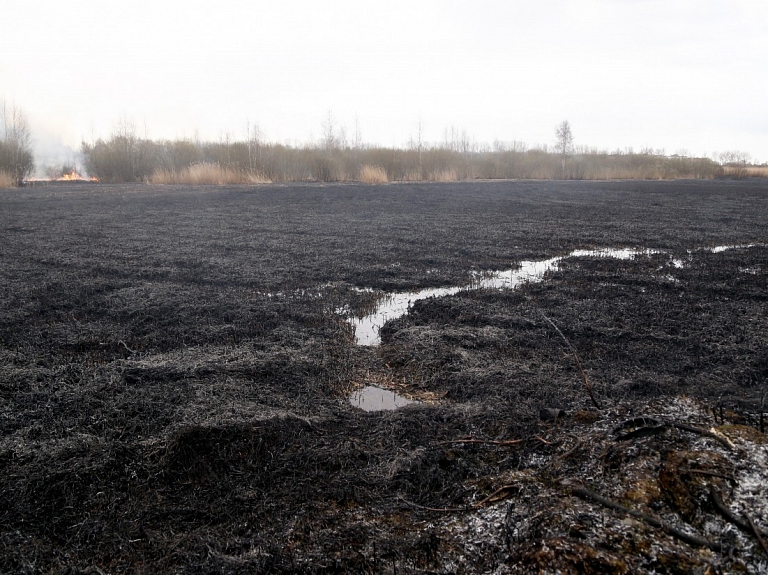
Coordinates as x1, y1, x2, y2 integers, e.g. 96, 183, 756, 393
350, 247, 658, 346
349, 385, 418, 411
348, 244, 761, 346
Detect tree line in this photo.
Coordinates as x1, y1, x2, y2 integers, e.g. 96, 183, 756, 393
79, 118, 728, 184
2, 104, 761, 187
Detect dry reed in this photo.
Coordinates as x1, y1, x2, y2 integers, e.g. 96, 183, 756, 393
428, 169, 459, 182
150, 163, 270, 185
358, 165, 388, 184
0, 170, 16, 188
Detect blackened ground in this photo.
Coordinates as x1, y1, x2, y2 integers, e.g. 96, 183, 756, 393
0, 179, 767, 574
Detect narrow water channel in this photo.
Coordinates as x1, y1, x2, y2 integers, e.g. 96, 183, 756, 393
349, 247, 659, 346
345, 243, 760, 410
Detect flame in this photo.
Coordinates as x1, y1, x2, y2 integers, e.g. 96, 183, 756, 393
54, 170, 99, 182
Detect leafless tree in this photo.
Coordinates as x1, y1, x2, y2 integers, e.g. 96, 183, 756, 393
0, 101, 34, 184
555, 120, 574, 158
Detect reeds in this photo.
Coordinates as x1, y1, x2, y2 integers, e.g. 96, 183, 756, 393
150, 163, 270, 185
358, 164, 388, 184
0, 169, 15, 188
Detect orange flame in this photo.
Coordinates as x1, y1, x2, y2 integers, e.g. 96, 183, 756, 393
54, 170, 99, 182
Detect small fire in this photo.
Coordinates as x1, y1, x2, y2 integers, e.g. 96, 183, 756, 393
55, 170, 99, 183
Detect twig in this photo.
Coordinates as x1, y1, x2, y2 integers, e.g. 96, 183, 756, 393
555, 440, 583, 461
474, 484, 517, 507
746, 511, 768, 557
434, 438, 523, 447
118, 340, 136, 354
709, 486, 750, 531
537, 310, 601, 409
397, 496, 470, 513
710, 486, 768, 553
687, 469, 733, 481
572, 486, 721, 551
669, 421, 735, 450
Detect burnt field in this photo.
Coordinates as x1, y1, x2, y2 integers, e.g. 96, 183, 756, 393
1, 179, 768, 574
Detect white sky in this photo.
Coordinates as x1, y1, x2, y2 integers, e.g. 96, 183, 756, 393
2, 0, 766, 165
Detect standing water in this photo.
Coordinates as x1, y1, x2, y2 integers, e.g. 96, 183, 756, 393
349, 248, 661, 346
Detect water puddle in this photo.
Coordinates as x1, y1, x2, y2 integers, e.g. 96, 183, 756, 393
344, 242, 761, 410
349, 247, 659, 346
349, 385, 419, 411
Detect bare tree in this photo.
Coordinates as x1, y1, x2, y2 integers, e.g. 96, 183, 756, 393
321, 110, 338, 150
555, 120, 574, 158
0, 101, 34, 184
717, 150, 751, 179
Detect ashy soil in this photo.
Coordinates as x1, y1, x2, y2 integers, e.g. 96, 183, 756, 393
1, 179, 767, 574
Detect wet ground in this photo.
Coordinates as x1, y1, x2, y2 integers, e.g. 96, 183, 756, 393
1, 179, 767, 573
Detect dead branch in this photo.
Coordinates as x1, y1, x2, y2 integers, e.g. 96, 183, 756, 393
746, 512, 768, 557
397, 496, 470, 513
687, 469, 733, 481
433, 438, 523, 447
474, 484, 517, 507
669, 421, 735, 450
537, 310, 601, 409
710, 486, 768, 554
572, 486, 721, 551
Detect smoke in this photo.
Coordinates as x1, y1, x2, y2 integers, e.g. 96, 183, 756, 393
30, 124, 87, 178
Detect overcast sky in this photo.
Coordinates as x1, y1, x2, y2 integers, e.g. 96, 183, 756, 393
2, 0, 766, 166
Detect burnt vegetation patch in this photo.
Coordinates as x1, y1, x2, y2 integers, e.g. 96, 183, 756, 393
1, 179, 768, 573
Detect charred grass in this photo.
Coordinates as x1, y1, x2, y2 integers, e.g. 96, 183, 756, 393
1, 179, 768, 573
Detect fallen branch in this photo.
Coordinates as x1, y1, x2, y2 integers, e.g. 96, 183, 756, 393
572, 486, 721, 551
397, 496, 470, 513
710, 486, 768, 554
687, 469, 733, 481
746, 512, 768, 557
612, 417, 735, 450
434, 438, 523, 447
537, 310, 601, 410
669, 421, 735, 450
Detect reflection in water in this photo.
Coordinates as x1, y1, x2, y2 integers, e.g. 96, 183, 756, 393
350, 247, 658, 346
349, 385, 418, 411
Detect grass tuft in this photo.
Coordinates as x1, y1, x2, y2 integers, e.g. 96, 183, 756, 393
358, 165, 388, 184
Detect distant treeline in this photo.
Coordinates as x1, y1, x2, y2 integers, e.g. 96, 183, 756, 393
81, 129, 735, 185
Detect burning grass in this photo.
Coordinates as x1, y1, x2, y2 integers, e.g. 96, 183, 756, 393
150, 162, 270, 185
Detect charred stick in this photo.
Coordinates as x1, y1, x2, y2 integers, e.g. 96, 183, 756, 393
474, 484, 517, 507
397, 496, 469, 513
537, 310, 601, 410
711, 487, 768, 552
687, 469, 733, 481
746, 512, 768, 557
572, 486, 721, 551
669, 421, 735, 450
434, 438, 523, 447
709, 486, 751, 532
